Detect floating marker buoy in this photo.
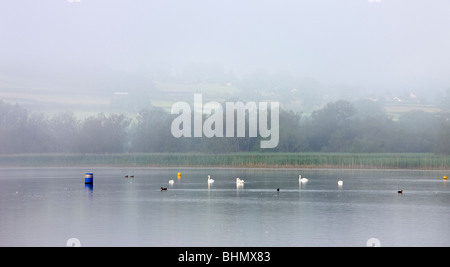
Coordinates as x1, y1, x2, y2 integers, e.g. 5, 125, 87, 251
444, 176, 447, 180
85, 173, 93, 184
177, 172, 181, 179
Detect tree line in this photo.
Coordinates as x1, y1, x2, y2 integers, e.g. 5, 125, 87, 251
1, 99, 450, 154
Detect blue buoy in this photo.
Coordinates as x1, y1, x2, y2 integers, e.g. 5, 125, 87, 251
85, 173, 93, 184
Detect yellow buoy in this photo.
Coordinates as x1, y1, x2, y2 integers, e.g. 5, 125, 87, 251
177, 172, 181, 179
444, 176, 447, 180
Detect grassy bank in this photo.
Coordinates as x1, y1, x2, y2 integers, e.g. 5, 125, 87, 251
1, 153, 450, 169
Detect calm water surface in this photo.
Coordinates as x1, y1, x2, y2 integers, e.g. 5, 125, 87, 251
0, 167, 449, 247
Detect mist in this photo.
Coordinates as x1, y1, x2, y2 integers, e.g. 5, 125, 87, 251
1, 0, 450, 97
2, 0, 450, 155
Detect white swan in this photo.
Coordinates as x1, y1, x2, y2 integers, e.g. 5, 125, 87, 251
168, 180, 174, 185
338, 180, 343, 186
236, 177, 245, 185
208, 175, 214, 183
299, 175, 308, 183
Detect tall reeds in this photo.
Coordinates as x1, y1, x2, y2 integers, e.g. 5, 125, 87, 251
1, 152, 449, 169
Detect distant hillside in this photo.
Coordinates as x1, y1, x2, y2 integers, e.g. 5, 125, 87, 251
0, 74, 446, 118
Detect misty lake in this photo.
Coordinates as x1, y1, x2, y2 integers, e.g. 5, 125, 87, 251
1, 167, 449, 247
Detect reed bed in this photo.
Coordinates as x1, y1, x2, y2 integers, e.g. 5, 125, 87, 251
1, 153, 450, 170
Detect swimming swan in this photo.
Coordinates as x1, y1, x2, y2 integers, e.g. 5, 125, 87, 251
236, 177, 245, 185
299, 175, 308, 183
208, 175, 215, 183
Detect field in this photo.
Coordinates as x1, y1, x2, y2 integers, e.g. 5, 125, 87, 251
1, 153, 450, 170
384, 103, 442, 120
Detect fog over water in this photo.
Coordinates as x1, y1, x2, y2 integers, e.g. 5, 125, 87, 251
2, 1, 450, 249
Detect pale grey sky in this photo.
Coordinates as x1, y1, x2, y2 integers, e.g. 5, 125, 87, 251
1, 0, 450, 95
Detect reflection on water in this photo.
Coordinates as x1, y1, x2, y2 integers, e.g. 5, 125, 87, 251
0, 167, 449, 247
84, 183, 93, 192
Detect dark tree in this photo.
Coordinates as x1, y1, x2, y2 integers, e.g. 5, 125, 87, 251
307, 100, 357, 151
76, 113, 131, 153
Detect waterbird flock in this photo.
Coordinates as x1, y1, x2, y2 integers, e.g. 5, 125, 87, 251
122, 173, 412, 195
160, 174, 347, 192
